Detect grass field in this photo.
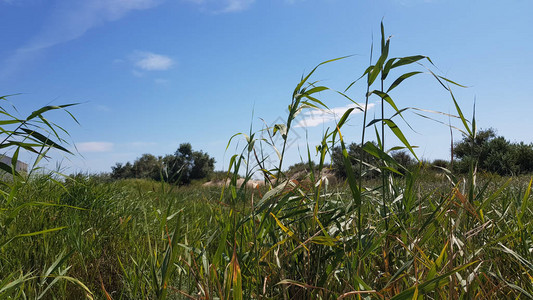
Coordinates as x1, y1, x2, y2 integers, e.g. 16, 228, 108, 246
0, 171, 531, 299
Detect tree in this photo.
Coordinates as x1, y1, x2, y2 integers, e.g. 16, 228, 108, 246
515, 142, 533, 174
110, 143, 216, 184
111, 162, 133, 179
330, 142, 380, 179
432, 159, 449, 170
453, 128, 533, 175
132, 154, 161, 180
454, 128, 496, 173
390, 150, 415, 169
170, 143, 215, 184
189, 150, 216, 181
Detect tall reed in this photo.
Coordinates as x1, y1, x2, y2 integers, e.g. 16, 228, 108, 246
1, 22, 531, 299
0, 95, 93, 298
199, 22, 533, 299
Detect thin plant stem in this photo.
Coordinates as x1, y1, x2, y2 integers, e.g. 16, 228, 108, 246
359, 42, 373, 248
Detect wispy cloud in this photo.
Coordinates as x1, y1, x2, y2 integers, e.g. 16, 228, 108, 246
1, 0, 18, 4
76, 142, 114, 153
221, 0, 255, 12
295, 103, 376, 128
132, 51, 174, 71
393, 0, 439, 6
95, 104, 111, 112
284, 0, 305, 4
184, 0, 255, 13
26, 0, 161, 52
1, 0, 162, 78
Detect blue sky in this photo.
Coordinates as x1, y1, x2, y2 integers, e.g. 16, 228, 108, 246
1, 0, 532, 174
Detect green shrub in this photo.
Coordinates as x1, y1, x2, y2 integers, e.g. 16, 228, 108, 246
111, 143, 216, 185
454, 128, 533, 175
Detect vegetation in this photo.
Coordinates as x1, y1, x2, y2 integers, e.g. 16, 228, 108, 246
1, 23, 532, 299
110, 143, 215, 185
453, 128, 533, 175
285, 161, 317, 178
0, 95, 92, 298
330, 142, 382, 179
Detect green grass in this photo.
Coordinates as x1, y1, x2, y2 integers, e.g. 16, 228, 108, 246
0, 171, 531, 298
1, 23, 532, 299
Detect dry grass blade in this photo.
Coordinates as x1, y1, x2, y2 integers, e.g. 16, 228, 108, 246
337, 289, 379, 299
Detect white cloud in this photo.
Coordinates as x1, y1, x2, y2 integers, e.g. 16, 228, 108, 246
76, 142, 114, 152
393, 0, 439, 6
133, 51, 174, 71
25, 0, 162, 52
284, 0, 305, 4
183, 0, 255, 13
1, 0, 21, 4
184, 0, 205, 4
295, 103, 376, 128
221, 0, 255, 12
1, 0, 162, 78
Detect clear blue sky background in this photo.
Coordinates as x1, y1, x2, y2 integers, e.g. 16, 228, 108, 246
1, 0, 532, 174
